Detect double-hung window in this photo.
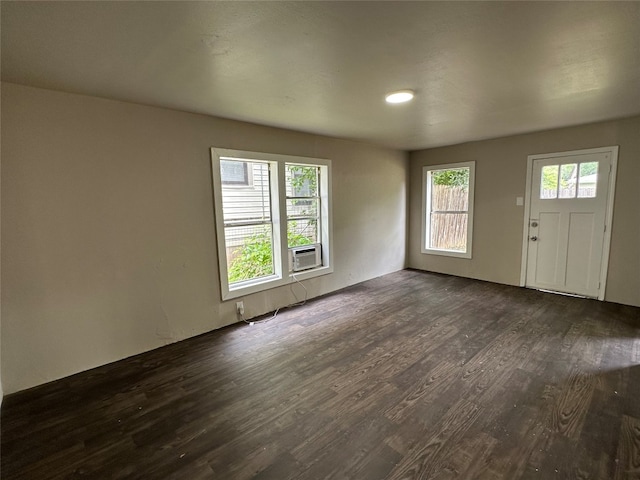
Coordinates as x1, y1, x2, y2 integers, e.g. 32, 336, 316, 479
422, 161, 475, 258
211, 148, 332, 300
286, 164, 320, 248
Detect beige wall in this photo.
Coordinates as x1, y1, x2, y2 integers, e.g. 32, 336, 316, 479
1, 83, 408, 394
4, 81, 637, 396
0, 93, 3, 405
409, 116, 640, 307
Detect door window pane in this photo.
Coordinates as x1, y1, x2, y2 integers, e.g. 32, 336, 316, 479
559, 163, 577, 198
541, 165, 559, 199
577, 162, 598, 198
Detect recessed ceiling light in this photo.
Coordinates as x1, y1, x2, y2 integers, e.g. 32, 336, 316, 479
385, 89, 415, 104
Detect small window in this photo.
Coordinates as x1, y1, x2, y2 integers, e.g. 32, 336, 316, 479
559, 164, 577, 199
540, 161, 598, 200
541, 165, 559, 199
577, 162, 598, 198
422, 161, 475, 258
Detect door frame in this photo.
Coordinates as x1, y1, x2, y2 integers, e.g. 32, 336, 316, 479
519, 145, 619, 300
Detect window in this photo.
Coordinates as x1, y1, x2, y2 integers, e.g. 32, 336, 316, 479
219, 160, 274, 283
540, 161, 598, 199
286, 164, 319, 247
220, 159, 250, 185
422, 161, 475, 258
211, 148, 332, 300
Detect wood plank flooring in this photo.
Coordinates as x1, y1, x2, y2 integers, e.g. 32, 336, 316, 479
2, 269, 640, 479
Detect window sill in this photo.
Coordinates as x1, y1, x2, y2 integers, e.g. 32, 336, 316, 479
223, 265, 333, 301
421, 248, 472, 259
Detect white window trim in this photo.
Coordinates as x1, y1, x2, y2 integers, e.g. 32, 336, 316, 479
211, 148, 333, 301
421, 161, 475, 259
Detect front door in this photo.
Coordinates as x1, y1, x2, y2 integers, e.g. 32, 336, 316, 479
525, 148, 616, 298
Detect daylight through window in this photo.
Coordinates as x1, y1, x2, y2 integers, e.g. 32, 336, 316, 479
211, 149, 332, 300
540, 161, 598, 200
422, 162, 475, 258
286, 164, 320, 248
221, 160, 274, 284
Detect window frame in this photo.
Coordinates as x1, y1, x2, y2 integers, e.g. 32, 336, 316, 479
211, 148, 333, 301
421, 161, 475, 259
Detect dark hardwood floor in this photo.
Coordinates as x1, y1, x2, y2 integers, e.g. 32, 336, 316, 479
2, 269, 640, 479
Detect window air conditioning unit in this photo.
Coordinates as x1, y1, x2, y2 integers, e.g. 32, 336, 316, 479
289, 244, 322, 272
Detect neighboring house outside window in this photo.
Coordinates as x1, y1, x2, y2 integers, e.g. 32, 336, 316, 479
220, 159, 251, 185
218, 160, 273, 281
211, 148, 333, 300
422, 161, 475, 258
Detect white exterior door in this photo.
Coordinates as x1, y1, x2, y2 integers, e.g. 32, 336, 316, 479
524, 148, 616, 298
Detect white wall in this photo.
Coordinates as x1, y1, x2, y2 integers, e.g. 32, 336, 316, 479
409, 115, 640, 307
1, 83, 408, 394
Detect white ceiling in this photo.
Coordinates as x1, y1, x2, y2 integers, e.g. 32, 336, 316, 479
2, 1, 640, 150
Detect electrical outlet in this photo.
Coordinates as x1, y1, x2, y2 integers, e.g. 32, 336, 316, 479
236, 301, 244, 316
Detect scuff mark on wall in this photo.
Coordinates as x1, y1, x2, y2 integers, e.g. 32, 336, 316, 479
155, 304, 176, 344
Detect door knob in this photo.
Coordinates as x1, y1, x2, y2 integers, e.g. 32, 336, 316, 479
530, 236, 538, 241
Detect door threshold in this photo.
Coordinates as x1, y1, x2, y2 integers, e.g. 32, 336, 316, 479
537, 288, 588, 299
